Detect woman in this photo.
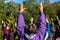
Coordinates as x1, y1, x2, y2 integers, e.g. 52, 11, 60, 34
49, 18, 55, 40
44, 18, 50, 40
3, 26, 9, 40
16, 3, 46, 40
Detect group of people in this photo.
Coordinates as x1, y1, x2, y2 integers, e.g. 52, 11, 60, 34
2, 3, 60, 40
45, 16, 60, 40
2, 21, 14, 40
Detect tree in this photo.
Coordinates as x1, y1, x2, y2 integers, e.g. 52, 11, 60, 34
44, 0, 50, 5
44, 5, 57, 20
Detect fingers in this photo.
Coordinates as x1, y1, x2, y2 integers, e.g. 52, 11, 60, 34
20, 4, 26, 12
39, 3, 43, 8
39, 3, 43, 12
39, 3, 42, 8
40, 3, 43, 7
20, 4, 23, 9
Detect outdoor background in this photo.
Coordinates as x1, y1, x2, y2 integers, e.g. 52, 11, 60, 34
0, 0, 60, 40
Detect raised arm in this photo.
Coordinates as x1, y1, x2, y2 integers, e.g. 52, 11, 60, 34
37, 3, 46, 40
46, 18, 50, 34
16, 4, 26, 36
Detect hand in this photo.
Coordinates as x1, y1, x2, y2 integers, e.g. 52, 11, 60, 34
20, 4, 25, 13
2, 20, 4, 23
39, 3, 43, 12
56, 16, 59, 20
30, 17, 33, 23
46, 18, 49, 23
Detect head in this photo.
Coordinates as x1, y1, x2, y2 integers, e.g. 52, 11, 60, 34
56, 16, 59, 20
6, 26, 9, 30
10, 27, 13, 32
3, 22, 7, 27
27, 23, 38, 34
10, 24, 13, 32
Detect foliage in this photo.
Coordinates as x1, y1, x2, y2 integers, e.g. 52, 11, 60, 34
0, 0, 60, 27
0, 0, 60, 40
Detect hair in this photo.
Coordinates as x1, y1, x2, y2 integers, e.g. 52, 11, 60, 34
26, 23, 38, 34
9, 23, 13, 32
9, 27, 13, 32
28, 23, 36, 28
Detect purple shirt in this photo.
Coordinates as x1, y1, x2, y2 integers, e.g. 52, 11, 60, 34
17, 12, 46, 40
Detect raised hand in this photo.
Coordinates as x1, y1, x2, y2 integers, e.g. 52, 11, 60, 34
30, 17, 34, 24
46, 18, 49, 23
39, 3, 43, 12
20, 4, 25, 13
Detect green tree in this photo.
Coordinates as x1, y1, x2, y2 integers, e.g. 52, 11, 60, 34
44, 0, 50, 5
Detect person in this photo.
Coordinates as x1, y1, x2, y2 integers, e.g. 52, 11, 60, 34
9, 26, 14, 40
56, 37, 60, 40
44, 18, 50, 40
54, 16, 59, 26
2, 21, 7, 40
16, 3, 46, 40
55, 27, 60, 40
54, 16, 60, 40
2, 20, 6, 31
30, 17, 34, 24
3, 26, 9, 40
49, 18, 55, 40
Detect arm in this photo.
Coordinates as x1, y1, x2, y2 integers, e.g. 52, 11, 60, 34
46, 22, 50, 34
46, 18, 50, 33
37, 3, 46, 40
37, 12, 46, 40
16, 4, 26, 36
16, 12, 25, 35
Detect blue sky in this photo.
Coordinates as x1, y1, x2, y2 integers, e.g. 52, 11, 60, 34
14, 0, 60, 4
50, 0, 60, 3
5, 0, 60, 4
14, 0, 24, 4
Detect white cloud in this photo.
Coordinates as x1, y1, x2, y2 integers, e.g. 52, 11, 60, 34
4, 0, 10, 3
4, 0, 15, 3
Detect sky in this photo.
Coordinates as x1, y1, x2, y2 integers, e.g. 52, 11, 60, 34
5, 0, 60, 4
50, 0, 60, 3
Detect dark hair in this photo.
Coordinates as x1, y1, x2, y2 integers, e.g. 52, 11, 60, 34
9, 27, 13, 32
27, 23, 38, 34
9, 23, 13, 32
28, 23, 36, 28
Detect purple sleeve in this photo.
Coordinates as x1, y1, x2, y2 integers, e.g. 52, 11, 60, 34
37, 12, 46, 40
16, 12, 26, 36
